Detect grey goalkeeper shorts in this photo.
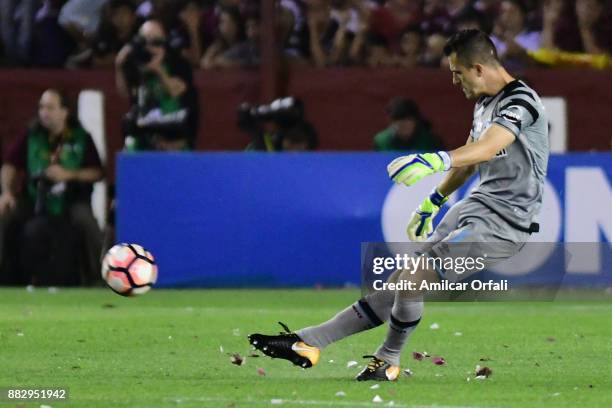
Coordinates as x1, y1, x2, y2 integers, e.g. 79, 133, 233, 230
419, 197, 530, 282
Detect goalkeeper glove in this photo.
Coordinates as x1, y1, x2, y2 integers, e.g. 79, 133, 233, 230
387, 152, 451, 186
406, 189, 448, 242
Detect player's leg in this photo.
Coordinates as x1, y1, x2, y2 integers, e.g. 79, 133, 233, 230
358, 201, 529, 381
248, 269, 403, 368
68, 201, 103, 286
295, 268, 404, 348
355, 204, 465, 381
247, 201, 465, 369
356, 266, 433, 381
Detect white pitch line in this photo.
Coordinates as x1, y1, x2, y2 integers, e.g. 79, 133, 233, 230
166, 396, 482, 408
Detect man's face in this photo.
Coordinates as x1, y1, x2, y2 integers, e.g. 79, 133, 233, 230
38, 91, 67, 132
393, 118, 417, 139
219, 12, 239, 40
499, 1, 524, 31
448, 53, 483, 100
139, 21, 166, 60
111, 6, 136, 37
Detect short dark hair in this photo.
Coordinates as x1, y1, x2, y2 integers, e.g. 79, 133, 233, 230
387, 97, 420, 121
443, 29, 499, 66
37, 88, 80, 129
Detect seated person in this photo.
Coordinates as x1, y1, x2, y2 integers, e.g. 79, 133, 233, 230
0, 89, 104, 286
374, 97, 444, 151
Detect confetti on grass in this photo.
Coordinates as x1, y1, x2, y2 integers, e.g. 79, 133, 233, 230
230, 353, 245, 366
474, 365, 493, 378
412, 352, 425, 361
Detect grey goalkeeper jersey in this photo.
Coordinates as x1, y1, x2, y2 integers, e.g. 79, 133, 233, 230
467, 79, 549, 232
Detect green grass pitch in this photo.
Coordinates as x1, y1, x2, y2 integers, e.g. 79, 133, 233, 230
1, 288, 611, 408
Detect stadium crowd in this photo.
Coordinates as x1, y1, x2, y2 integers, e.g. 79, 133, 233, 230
1, 0, 611, 70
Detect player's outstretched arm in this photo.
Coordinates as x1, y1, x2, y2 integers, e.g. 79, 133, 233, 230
387, 124, 514, 188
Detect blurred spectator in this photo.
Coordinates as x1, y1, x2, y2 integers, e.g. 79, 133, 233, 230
306, 0, 336, 67
58, 0, 108, 49
221, 12, 261, 67
393, 25, 422, 68
67, 0, 139, 68
0, 89, 104, 286
0, 0, 38, 66
154, 0, 204, 67
374, 97, 443, 151
542, 0, 612, 54
365, 33, 392, 67
200, 6, 244, 69
31, 0, 76, 67
420, 30, 448, 67
420, 0, 452, 35
369, 0, 422, 54
454, 6, 487, 32
302, 0, 370, 67
447, 0, 489, 32
116, 19, 199, 150
326, 0, 369, 65
491, 0, 541, 70
280, 0, 310, 61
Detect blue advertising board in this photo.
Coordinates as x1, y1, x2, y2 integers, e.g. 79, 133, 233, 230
117, 153, 612, 287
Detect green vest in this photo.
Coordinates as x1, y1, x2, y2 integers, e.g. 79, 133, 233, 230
27, 124, 89, 215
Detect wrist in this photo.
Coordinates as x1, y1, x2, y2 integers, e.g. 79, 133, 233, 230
429, 188, 448, 207
436, 151, 452, 171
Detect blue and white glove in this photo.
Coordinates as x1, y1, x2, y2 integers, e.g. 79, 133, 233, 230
387, 152, 452, 187
406, 189, 448, 242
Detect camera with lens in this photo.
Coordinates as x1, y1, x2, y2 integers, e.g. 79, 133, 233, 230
121, 35, 158, 86
237, 97, 305, 132
237, 97, 318, 151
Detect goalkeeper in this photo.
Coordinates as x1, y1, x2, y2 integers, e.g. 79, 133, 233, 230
249, 29, 549, 381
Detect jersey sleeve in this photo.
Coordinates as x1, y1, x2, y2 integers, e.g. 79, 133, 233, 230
492, 95, 540, 138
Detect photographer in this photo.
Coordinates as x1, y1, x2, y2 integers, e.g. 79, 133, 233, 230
115, 19, 198, 151
373, 97, 443, 152
0, 89, 104, 286
238, 97, 318, 152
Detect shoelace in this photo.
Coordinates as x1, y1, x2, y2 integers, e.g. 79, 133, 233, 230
278, 321, 292, 334
362, 355, 385, 371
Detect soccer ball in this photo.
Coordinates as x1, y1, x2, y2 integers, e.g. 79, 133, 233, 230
102, 243, 158, 296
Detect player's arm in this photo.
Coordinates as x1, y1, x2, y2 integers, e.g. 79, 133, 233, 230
388, 92, 535, 189
447, 124, 515, 168
403, 136, 476, 241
